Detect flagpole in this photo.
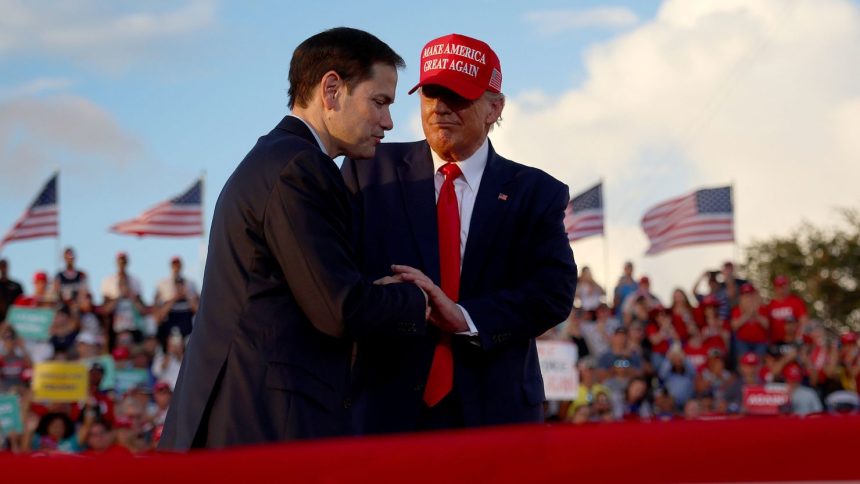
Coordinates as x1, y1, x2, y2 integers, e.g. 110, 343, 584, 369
731, 181, 739, 264
601, 178, 610, 297
199, 171, 208, 284
54, 169, 61, 276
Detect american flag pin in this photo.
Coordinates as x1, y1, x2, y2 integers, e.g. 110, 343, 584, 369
498, 193, 508, 201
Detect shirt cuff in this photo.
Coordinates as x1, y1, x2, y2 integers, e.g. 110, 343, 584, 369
457, 304, 479, 336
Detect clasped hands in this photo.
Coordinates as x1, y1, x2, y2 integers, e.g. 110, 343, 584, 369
374, 264, 469, 333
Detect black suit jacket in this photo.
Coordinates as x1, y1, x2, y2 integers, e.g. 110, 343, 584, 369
342, 140, 577, 433
159, 116, 427, 449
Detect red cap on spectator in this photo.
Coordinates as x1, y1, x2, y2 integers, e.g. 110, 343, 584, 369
639, 276, 650, 285
841, 332, 859, 345
33, 271, 48, 283
740, 353, 760, 366
409, 33, 502, 100
783, 363, 804, 383
112, 346, 130, 361
154, 381, 172, 393
773, 275, 789, 287
171, 256, 182, 264
740, 283, 757, 295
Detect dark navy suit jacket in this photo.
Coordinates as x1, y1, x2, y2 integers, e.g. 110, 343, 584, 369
159, 116, 427, 449
342, 140, 577, 433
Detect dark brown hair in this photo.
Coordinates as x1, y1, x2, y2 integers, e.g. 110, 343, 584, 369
288, 27, 405, 109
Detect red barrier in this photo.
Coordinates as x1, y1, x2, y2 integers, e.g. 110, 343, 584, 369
4, 415, 859, 483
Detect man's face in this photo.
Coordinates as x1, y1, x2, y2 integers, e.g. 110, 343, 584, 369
117, 255, 128, 272
64, 250, 75, 266
330, 62, 396, 160
420, 85, 503, 161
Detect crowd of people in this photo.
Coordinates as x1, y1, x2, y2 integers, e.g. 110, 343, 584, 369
0, 248, 196, 455
545, 261, 860, 423
1, 249, 858, 455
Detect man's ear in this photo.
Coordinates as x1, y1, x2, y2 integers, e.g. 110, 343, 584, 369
321, 70, 341, 110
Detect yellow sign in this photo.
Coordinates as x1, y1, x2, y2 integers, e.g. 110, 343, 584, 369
32, 362, 89, 402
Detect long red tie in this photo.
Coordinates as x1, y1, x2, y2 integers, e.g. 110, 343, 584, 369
423, 162, 462, 407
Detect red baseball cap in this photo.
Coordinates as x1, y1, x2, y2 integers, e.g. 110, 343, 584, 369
33, 271, 48, 283
841, 332, 859, 345
112, 346, 130, 361
773, 275, 789, 287
740, 352, 760, 366
783, 363, 804, 383
409, 33, 502, 100
639, 276, 650, 285
740, 283, 757, 295
154, 381, 172, 393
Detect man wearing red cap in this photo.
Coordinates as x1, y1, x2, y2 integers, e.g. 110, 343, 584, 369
160, 28, 429, 450
765, 275, 808, 344
342, 33, 577, 433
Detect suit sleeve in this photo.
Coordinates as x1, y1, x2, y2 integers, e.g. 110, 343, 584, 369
263, 151, 426, 339
459, 182, 577, 351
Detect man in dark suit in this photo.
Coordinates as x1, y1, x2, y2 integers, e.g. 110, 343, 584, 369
342, 33, 577, 433
159, 27, 429, 450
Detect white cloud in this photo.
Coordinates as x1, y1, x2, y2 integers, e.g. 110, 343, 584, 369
0, 0, 216, 70
0, 77, 74, 98
523, 6, 640, 34
491, 0, 860, 300
0, 94, 141, 197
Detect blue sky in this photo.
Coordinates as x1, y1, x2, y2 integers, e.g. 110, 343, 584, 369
2, 0, 859, 303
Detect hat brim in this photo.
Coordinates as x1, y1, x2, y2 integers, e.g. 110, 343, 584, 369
409, 71, 486, 101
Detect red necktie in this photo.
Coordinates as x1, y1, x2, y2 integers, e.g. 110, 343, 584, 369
423, 162, 462, 407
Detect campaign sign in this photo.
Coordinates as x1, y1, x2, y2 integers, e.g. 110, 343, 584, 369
537, 340, 579, 400
743, 384, 790, 415
0, 394, 23, 435
6, 307, 55, 341
32, 362, 89, 402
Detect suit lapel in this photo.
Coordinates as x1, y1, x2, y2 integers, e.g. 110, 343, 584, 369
460, 141, 515, 297
397, 142, 442, 284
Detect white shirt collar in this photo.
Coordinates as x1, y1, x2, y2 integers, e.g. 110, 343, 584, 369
430, 138, 489, 189
288, 114, 328, 156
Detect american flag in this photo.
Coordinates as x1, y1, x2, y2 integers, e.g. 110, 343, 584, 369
563, 182, 604, 242
641, 186, 734, 255
0, 173, 59, 249
110, 178, 204, 237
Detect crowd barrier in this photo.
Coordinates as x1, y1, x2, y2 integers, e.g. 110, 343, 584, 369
3, 414, 859, 482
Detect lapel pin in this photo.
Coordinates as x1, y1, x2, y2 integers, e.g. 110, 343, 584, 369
498, 193, 508, 201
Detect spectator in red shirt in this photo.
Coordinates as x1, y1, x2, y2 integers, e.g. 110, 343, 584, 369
766, 275, 809, 344
13, 271, 56, 308
647, 307, 680, 369
731, 284, 770, 359
699, 295, 730, 356
683, 331, 710, 373
82, 419, 131, 456
669, 288, 698, 342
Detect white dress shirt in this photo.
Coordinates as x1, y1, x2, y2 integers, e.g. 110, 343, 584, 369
430, 138, 490, 335
289, 114, 328, 156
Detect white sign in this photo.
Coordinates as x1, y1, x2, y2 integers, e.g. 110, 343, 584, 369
537, 340, 579, 400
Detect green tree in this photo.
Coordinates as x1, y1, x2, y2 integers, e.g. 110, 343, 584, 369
743, 209, 860, 332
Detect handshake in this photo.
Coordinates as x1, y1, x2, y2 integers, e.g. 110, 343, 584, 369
374, 264, 469, 334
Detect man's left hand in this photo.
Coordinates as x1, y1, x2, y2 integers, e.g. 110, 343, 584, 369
391, 264, 469, 333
